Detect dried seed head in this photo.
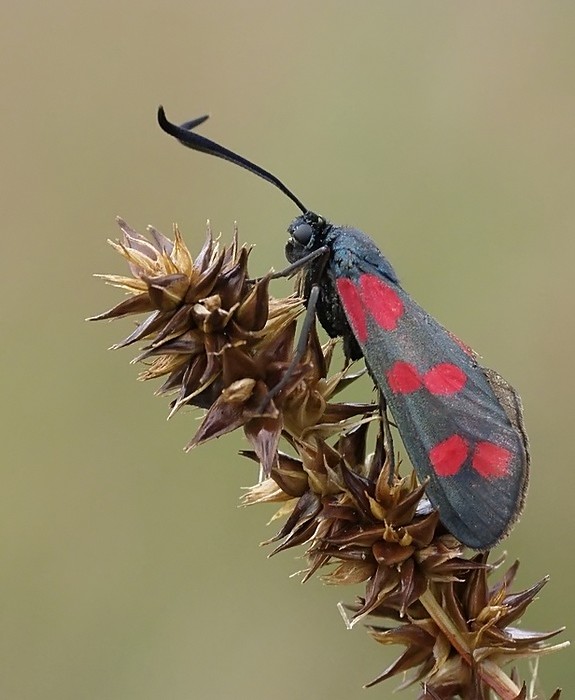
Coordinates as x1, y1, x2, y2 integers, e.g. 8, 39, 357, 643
89, 219, 274, 407
366, 557, 565, 698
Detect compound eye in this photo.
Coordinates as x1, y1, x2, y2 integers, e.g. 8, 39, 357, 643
292, 223, 313, 245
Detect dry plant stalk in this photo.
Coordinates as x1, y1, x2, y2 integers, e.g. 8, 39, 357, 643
90, 219, 567, 699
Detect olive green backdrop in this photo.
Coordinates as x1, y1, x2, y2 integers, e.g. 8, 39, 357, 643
1, 2, 573, 698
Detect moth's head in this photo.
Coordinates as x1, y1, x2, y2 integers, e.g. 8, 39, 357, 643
285, 211, 329, 263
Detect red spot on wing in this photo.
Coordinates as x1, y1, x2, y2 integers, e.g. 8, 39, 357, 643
472, 442, 511, 478
423, 363, 467, 395
429, 434, 468, 476
359, 274, 404, 330
386, 361, 422, 393
336, 277, 367, 342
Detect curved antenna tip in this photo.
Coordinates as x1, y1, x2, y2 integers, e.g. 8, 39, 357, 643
157, 105, 210, 137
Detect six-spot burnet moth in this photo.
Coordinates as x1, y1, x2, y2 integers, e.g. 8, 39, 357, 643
157, 106, 529, 550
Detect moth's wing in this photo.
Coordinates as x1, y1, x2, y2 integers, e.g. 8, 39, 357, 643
331, 238, 529, 549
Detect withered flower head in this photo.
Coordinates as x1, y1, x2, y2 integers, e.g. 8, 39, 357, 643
89, 218, 277, 408
366, 552, 566, 698
92, 220, 566, 699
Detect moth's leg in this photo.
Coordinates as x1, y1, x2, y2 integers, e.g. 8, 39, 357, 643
258, 283, 321, 411
379, 394, 396, 484
250, 246, 330, 283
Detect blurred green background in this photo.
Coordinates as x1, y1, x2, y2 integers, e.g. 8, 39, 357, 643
1, 2, 573, 698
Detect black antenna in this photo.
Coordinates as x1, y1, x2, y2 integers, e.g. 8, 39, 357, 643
157, 106, 308, 214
